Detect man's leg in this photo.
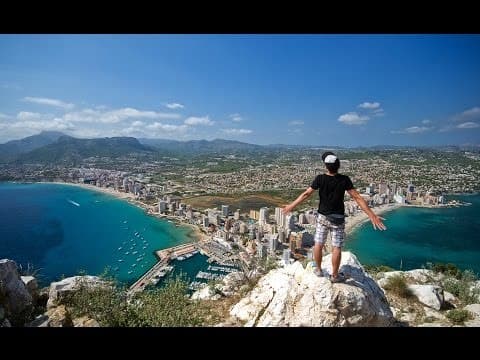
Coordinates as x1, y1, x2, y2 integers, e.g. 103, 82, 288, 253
313, 217, 328, 274
314, 241, 323, 270
331, 246, 342, 278
330, 223, 345, 279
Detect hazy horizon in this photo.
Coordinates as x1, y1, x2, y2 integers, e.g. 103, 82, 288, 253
1, 34, 479, 146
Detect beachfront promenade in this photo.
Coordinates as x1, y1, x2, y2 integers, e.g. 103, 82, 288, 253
128, 242, 197, 294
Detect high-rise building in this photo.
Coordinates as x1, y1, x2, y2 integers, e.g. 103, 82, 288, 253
298, 213, 307, 224
257, 242, 267, 259
239, 222, 248, 234
202, 215, 209, 228
269, 234, 278, 254
158, 200, 167, 213
289, 237, 296, 252
407, 181, 415, 193
221, 205, 229, 217
278, 229, 286, 243
286, 214, 296, 230
378, 183, 388, 195
234, 209, 240, 220
249, 210, 259, 221
282, 249, 291, 266
275, 207, 286, 228
259, 207, 269, 225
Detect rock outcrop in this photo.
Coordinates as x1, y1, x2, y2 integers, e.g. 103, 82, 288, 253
47, 275, 109, 309
407, 284, 444, 310
0, 259, 33, 324
230, 251, 394, 327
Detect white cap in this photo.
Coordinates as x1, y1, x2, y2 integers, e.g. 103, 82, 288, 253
324, 155, 337, 164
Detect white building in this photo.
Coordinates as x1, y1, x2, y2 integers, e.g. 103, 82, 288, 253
221, 205, 229, 217
259, 207, 269, 225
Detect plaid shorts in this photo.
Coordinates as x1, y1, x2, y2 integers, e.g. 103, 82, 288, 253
314, 214, 345, 248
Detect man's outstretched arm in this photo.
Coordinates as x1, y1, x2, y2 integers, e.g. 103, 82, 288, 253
347, 189, 387, 230
282, 187, 315, 215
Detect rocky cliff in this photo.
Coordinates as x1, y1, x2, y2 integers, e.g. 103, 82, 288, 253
228, 252, 394, 326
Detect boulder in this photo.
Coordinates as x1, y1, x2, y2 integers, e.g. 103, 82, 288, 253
21, 276, 38, 299
217, 271, 247, 297
0, 259, 33, 321
47, 275, 108, 309
463, 304, 480, 318
230, 252, 394, 327
191, 285, 218, 300
408, 284, 444, 310
1, 318, 11, 327
443, 291, 457, 305
404, 269, 435, 284
46, 305, 73, 327
423, 306, 446, 321
73, 316, 100, 327
25, 314, 50, 327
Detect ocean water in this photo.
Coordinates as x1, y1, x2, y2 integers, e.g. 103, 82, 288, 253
346, 195, 480, 275
0, 182, 195, 286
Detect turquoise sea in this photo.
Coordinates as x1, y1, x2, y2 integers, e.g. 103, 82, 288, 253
346, 194, 480, 274
0, 182, 197, 286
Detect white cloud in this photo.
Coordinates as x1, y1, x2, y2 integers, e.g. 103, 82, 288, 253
421, 119, 432, 125
64, 107, 181, 124
457, 122, 479, 129
454, 106, 480, 121
229, 113, 243, 122
131, 121, 144, 127
23, 96, 74, 110
146, 122, 188, 132
165, 103, 184, 109
0, 113, 10, 119
358, 102, 380, 110
338, 112, 369, 125
17, 111, 43, 120
391, 126, 432, 134
221, 128, 252, 135
184, 116, 214, 126
288, 120, 304, 126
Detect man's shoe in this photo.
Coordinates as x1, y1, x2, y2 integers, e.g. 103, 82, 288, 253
329, 272, 346, 283
313, 268, 324, 277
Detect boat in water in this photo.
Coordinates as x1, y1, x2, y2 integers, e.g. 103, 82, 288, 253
67, 199, 80, 207
118, 247, 122, 251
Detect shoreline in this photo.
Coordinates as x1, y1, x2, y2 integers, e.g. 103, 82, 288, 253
345, 203, 402, 235
41, 181, 205, 244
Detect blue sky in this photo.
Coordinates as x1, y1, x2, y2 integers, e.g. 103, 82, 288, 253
0, 34, 479, 146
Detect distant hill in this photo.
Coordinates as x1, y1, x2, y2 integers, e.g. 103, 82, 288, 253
15, 135, 155, 165
0, 131, 65, 161
139, 138, 263, 154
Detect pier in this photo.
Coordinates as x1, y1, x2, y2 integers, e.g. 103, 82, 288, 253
128, 242, 197, 294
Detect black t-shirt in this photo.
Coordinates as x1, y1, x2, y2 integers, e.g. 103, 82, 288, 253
310, 174, 354, 215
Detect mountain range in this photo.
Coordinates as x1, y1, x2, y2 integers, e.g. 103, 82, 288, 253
0, 131, 476, 165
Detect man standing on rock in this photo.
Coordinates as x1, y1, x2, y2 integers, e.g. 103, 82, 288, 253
282, 151, 387, 283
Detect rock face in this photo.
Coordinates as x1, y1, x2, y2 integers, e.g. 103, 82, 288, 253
21, 276, 39, 300
72, 316, 100, 327
408, 284, 444, 310
230, 252, 393, 327
0, 259, 33, 323
47, 275, 107, 309
191, 285, 220, 300
46, 305, 73, 327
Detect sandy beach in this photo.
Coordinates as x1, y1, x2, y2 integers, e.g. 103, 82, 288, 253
345, 203, 402, 235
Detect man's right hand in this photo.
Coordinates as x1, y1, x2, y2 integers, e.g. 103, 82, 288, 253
282, 204, 294, 215
370, 214, 387, 230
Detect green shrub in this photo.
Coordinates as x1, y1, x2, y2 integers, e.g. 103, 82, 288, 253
443, 270, 479, 305
427, 262, 462, 279
364, 264, 394, 274
63, 275, 212, 327
383, 275, 413, 298
446, 309, 473, 325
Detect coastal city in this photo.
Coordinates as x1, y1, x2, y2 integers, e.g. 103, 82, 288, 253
2, 145, 477, 293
